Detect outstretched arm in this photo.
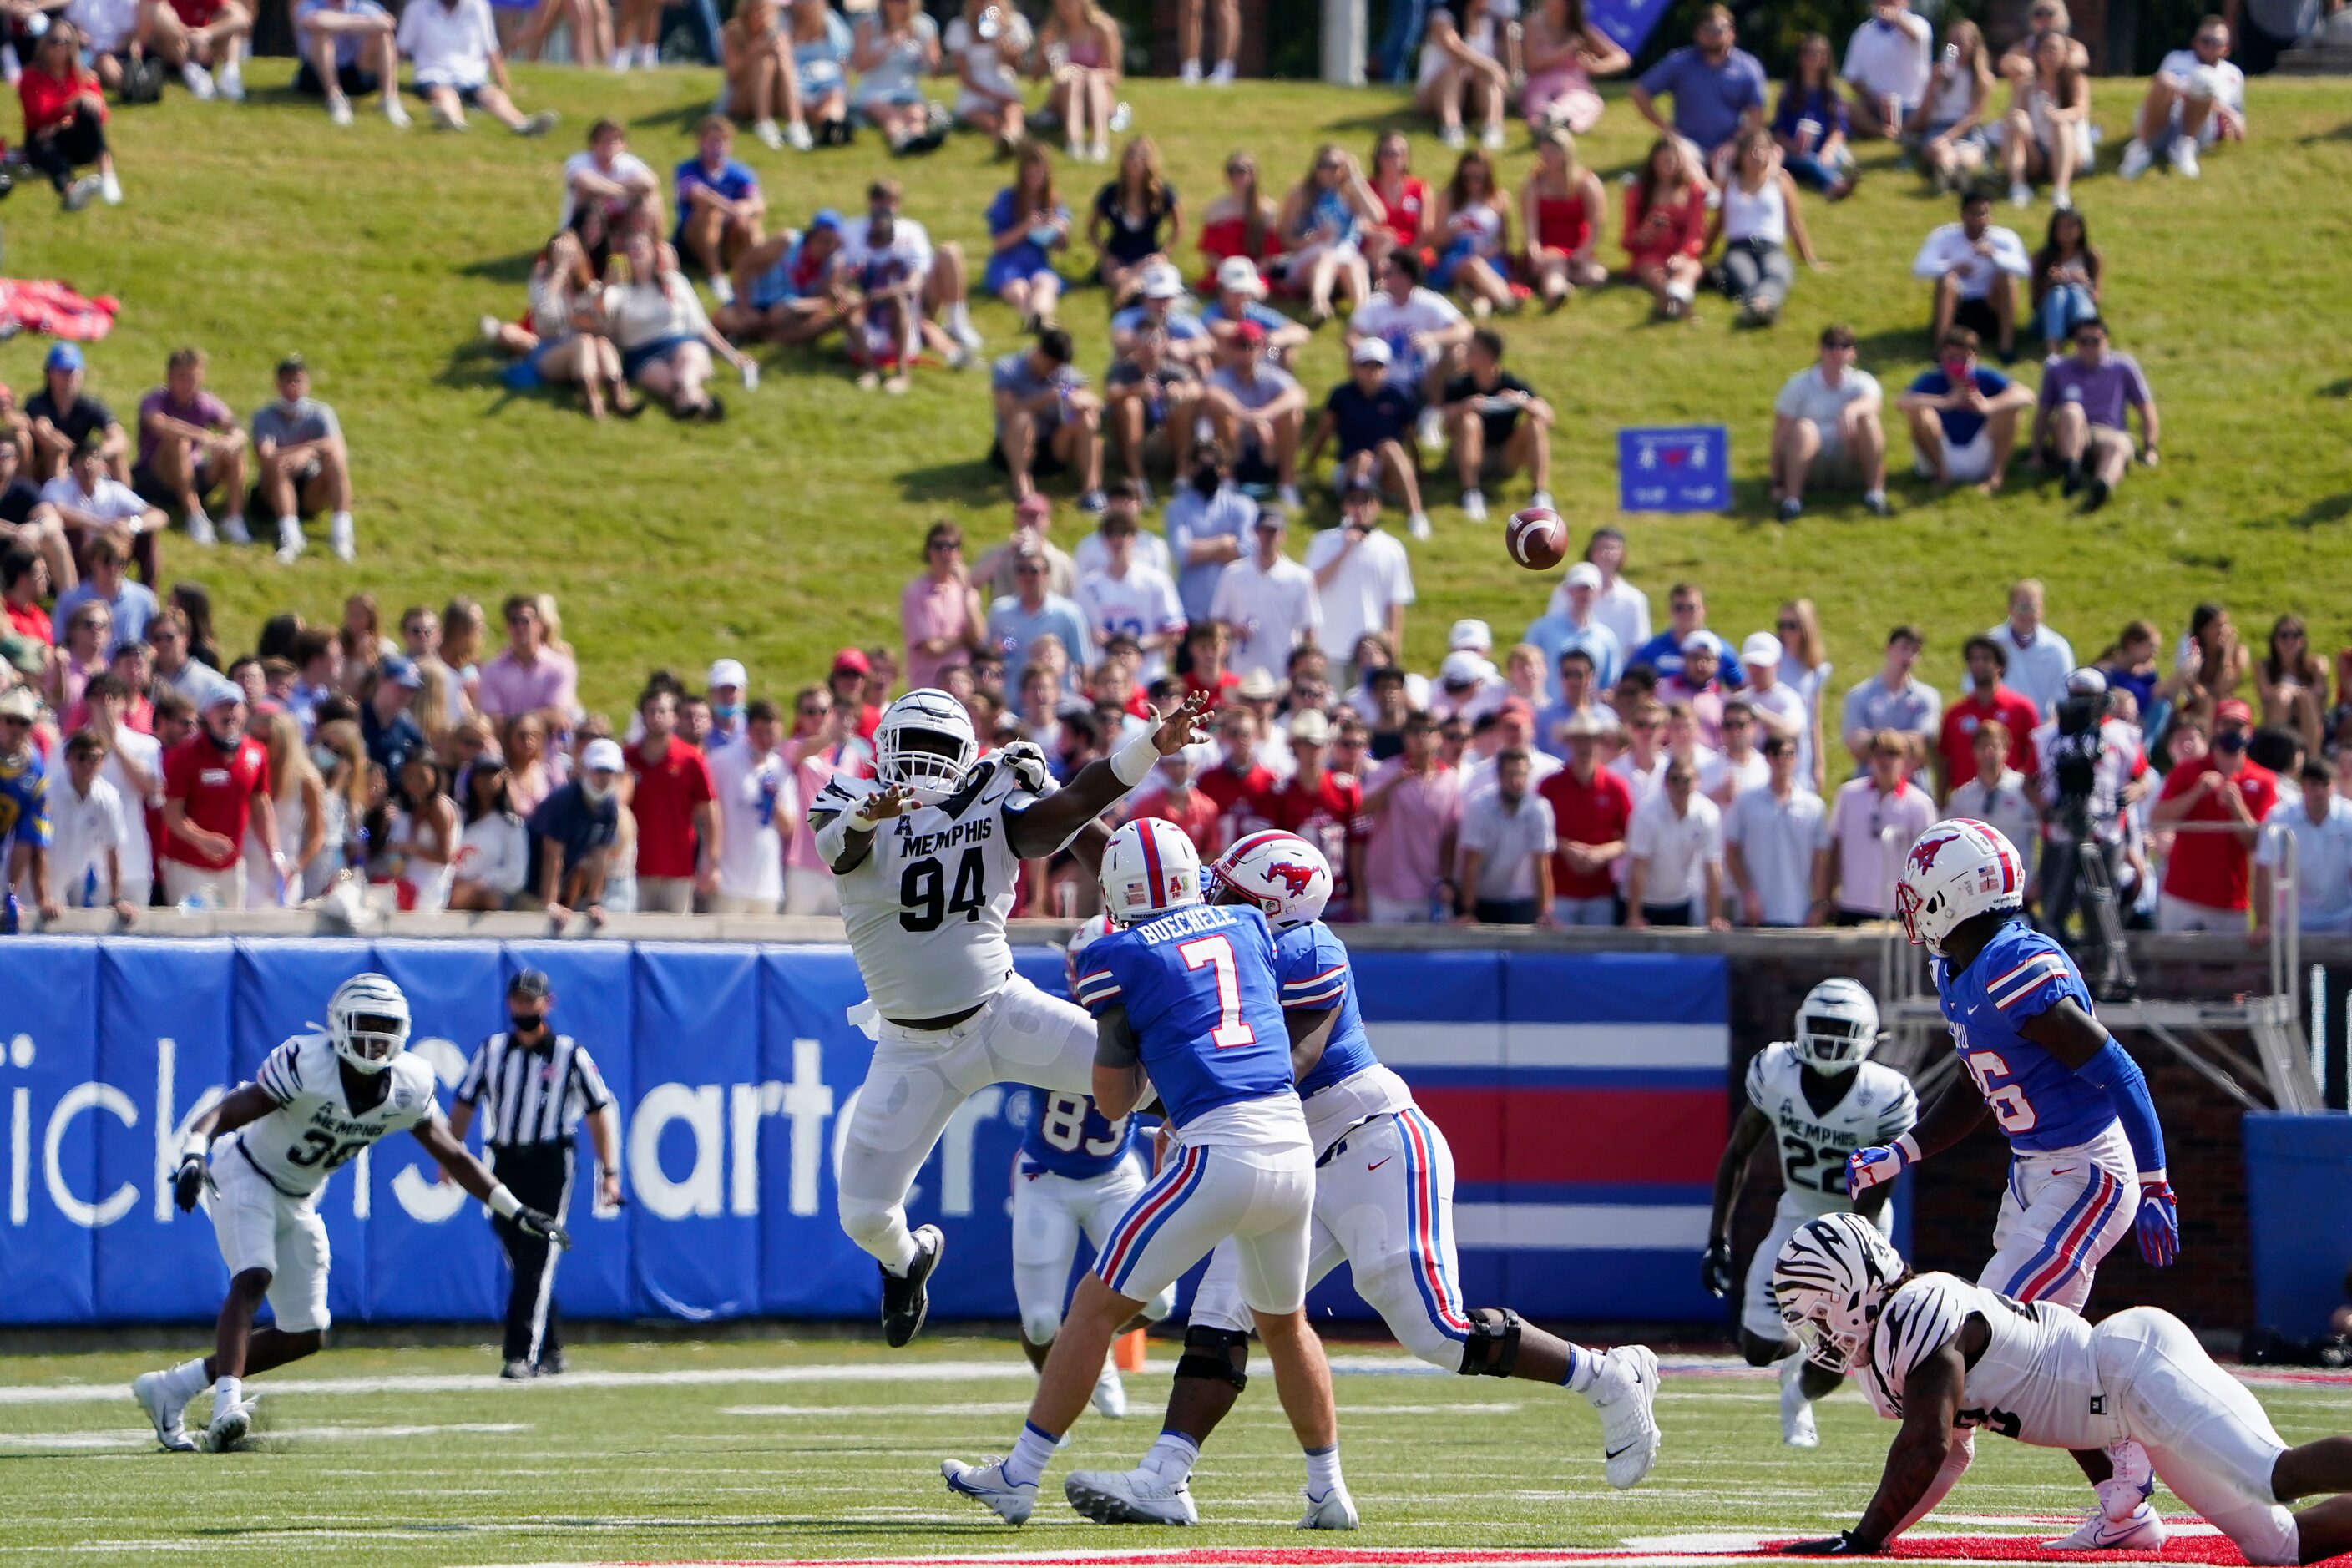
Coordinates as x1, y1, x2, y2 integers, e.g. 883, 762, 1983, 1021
413, 1116, 572, 1247
1005, 692, 1212, 858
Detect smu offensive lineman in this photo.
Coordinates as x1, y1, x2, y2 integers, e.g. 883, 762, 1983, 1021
943, 818, 1351, 1529
1775, 1213, 2352, 1567
1066, 831, 1662, 1528
1705, 979, 1918, 1449
1845, 818, 2180, 1550
809, 687, 1211, 1345
131, 974, 568, 1453
1005, 915, 1178, 1421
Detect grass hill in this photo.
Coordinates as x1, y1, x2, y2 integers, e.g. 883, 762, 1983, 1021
3, 67, 2348, 712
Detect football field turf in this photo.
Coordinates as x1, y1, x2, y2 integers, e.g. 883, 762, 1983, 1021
4, 1335, 2350, 1566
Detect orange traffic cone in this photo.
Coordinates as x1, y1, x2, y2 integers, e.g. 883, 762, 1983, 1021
1113, 1328, 1147, 1372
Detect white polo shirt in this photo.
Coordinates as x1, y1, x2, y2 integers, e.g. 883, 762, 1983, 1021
1986, 620, 2076, 718
1211, 555, 1321, 682
1628, 789, 1723, 905
1822, 776, 1937, 916
396, 0, 499, 89
1724, 782, 1825, 926
1946, 769, 2041, 867
1842, 9, 1932, 108
48, 774, 127, 906
1304, 526, 1414, 660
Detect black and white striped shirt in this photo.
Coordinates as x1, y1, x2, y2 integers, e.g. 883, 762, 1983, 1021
456, 1032, 615, 1150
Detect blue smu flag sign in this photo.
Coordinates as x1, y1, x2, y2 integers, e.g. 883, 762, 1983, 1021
1586, 0, 1677, 53
1619, 425, 1730, 513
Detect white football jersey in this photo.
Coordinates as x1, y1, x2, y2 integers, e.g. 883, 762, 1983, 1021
223, 1034, 443, 1200
1746, 1043, 1919, 1219
1861, 1272, 2109, 1451
812, 756, 1067, 1019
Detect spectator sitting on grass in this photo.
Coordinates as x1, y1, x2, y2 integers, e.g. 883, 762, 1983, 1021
1840, 0, 1930, 142
849, 0, 945, 154
1091, 135, 1183, 308
991, 327, 1103, 511
2030, 316, 2156, 513
1708, 127, 1817, 327
24, 343, 127, 487
41, 438, 165, 574
1912, 189, 2031, 364
1769, 323, 1888, 521
1444, 327, 1553, 523
294, 0, 409, 126
987, 143, 1076, 331
1520, 127, 1610, 311
2028, 206, 2102, 358
486, 230, 638, 421
1196, 150, 1282, 291
1520, 0, 1625, 135
0, 439, 73, 599
1102, 326, 1203, 506
604, 227, 752, 422
560, 119, 660, 235
840, 209, 928, 392
1109, 266, 1212, 372
1904, 17, 1992, 193
1772, 32, 1854, 196
251, 354, 358, 564
1203, 257, 1308, 371
1429, 149, 1516, 320
143, 0, 250, 101
856, 180, 987, 360
940, 0, 1032, 155
673, 117, 766, 306
1358, 131, 1429, 278
1998, 0, 2086, 93
1896, 326, 2033, 496
1306, 339, 1427, 534
2119, 15, 2243, 183
395, 0, 559, 134
1036, 0, 1121, 164
716, 210, 848, 348
67, 0, 154, 101
1276, 143, 1379, 326
2002, 29, 2089, 211
1621, 137, 1708, 322
1204, 322, 1307, 510
718, 0, 810, 152
1629, 3, 1764, 189
787, 0, 854, 144
133, 348, 247, 546
1417, 0, 1510, 153
1347, 248, 1473, 452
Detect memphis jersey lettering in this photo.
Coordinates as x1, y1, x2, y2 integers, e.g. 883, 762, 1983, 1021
1018, 1089, 1139, 1180
1932, 922, 2117, 1153
1282, 921, 1376, 1099
1073, 903, 1291, 1129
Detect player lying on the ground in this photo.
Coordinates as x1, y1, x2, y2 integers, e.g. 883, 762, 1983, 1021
943, 819, 1355, 1529
1063, 832, 1661, 1527
1846, 817, 2180, 1550
1773, 1213, 2352, 1566
1706, 979, 1916, 1449
132, 974, 567, 1454
809, 687, 1211, 1348
1005, 915, 1179, 1421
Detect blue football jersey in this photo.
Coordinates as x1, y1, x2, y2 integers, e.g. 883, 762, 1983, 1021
1933, 918, 2121, 1153
1282, 921, 1378, 1100
1017, 1087, 1140, 1180
1073, 903, 1292, 1128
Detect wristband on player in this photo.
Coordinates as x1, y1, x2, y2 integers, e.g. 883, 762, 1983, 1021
2138, 1166, 2167, 1187
1110, 727, 1164, 790
1889, 1132, 1922, 1167
487, 1184, 524, 1221
180, 1130, 210, 1162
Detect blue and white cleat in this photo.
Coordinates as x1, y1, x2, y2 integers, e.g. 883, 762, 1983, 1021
1065, 1467, 1197, 1525
1297, 1482, 1359, 1530
131, 1371, 197, 1453
943, 1457, 1036, 1525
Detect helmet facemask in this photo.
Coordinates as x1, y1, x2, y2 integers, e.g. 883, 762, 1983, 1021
884, 725, 972, 804
336, 1011, 407, 1073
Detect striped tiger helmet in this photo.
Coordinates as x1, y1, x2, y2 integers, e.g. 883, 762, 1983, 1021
1773, 1213, 1906, 1373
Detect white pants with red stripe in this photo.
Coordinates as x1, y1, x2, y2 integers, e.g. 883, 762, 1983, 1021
1978, 1121, 2137, 1311
1191, 1107, 1473, 1368
1093, 1141, 1314, 1315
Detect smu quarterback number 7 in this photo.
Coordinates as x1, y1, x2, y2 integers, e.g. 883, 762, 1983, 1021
1954, 1024, 2039, 1134
1179, 935, 1257, 1049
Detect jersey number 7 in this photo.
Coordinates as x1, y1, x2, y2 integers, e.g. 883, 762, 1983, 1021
1179, 935, 1258, 1050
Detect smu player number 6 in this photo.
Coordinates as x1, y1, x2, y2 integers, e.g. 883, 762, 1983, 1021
1178, 934, 1257, 1049
1036, 1092, 1127, 1156
900, 848, 989, 932
1954, 1024, 2039, 1134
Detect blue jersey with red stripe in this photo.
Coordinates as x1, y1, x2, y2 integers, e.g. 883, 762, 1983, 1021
1932, 918, 2120, 1153
1017, 1088, 1139, 1180
1282, 921, 1377, 1100
1074, 903, 1292, 1128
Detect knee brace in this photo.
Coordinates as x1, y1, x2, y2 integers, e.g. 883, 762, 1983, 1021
1173, 1325, 1251, 1391
1457, 1307, 1524, 1378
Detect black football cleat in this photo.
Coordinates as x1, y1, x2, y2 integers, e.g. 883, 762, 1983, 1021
882, 1225, 944, 1348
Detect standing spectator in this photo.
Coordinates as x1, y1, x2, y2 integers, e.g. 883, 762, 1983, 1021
1815, 730, 1936, 924
1518, 126, 1611, 309
1724, 733, 1823, 927
18, 22, 120, 210
1911, 191, 2031, 363
1174, 0, 1235, 83
989, 328, 1102, 510
1659, 642, 1728, 744
2031, 316, 2158, 513
848, 0, 944, 154
1985, 577, 2075, 718
2119, 16, 2244, 183
1771, 325, 1887, 521
146, 607, 210, 706
361, 655, 428, 779
1090, 138, 1184, 306
1946, 720, 2041, 883
1162, 441, 1256, 625
529, 736, 622, 927
627, 686, 720, 914
134, 348, 249, 546
1257, 709, 1363, 908
1037, 0, 1121, 165
1274, 144, 1378, 326
1773, 33, 1854, 196
24, 344, 128, 486
53, 538, 156, 650
240, 711, 324, 909
1539, 707, 1630, 924
2261, 761, 2352, 934
160, 679, 281, 909
44, 728, 137, 921
1129, 751, 1221, 855
1534, 647, 1604, 759
1443, 329, 1554, 521
1195, 706, 1273, 851
716, 0, 807, 150
1775, 600, 1832, 790
1305, 340, 1428, 534
1898, 326, 2033, 496
478, 594, 579, 723
1203, 324, 1308, 510
1621, 138, 1709, 321
2003, 29, 2089, 211
984, 144, 1073, 328
1345, 250, 1472, 452
2151, 700, 2274, 933
0, 687, 53, 920
250, 355, 358, 564
1524, 562, 1621, 699
2028, 208, 2102, 358
1626, 760, 1724, 928
827, 649, 883, 741
673, 118, 766, 303
1704, 697, 1769, 805
987, 544, 1091, 693
1904, 17, 1993, 193
1839, 626, 1940, 776
1936, 635, 2042, 798
901, 521, 986, 691
1307, 480, 1413, 665
941, 0, 1031, 154
1520, 0, 1626, 134
395, 0, 559, 134
1358, 710, 1461, 922
1416, 0, 1510, 153
1074, 499, 1184, 684
1628, 583, 1739, 688
974, 493, 1077, 604
706, 700, 791, 914
1567, 525, 1648, 653
1840, 0, 1930, 140
701, 660, 748, 749
1454, 749, 1555, 925
1210, 508, 1318, 684
2, 549, 53, 649
1707, 128, 1817, 328
1629, 3, 1765, 185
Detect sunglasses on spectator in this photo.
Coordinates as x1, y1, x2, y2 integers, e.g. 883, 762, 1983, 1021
1777, 619, 1800, 632
797, 703, 829, 718
1015, 564, 1046, 576
928, 540, 957, 552
1723, 715, 1751, 726
1630, 719, 1660, 731
0, 715, 28, 727
1671, 599, 1697, 613
1667, 772, 1695, 786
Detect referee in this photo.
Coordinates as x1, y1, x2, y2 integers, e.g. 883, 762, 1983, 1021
450, 970, 620, 1380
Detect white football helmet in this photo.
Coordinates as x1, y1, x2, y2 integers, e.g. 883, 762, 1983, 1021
1793, 978, 1882, 1075
873, 689, 979, 804
1773, 1212, 1908, 1374
1100, 818, 1203, 926
328, 972, 412, 1075
1061, 911, 1116, 992
1210, 831, 1333, 929
1893, 817, 2026, 955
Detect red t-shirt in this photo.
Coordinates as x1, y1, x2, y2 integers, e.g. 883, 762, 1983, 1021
1130, 787, 1222, 857
1374, 177, 1429, 252
1938, 686, 2042, 791
629, 738, 717, 878
5, 599, 53, 646
18, 67, 104, 138
850, 701, 883, 743
1539, 763, 1635, 900
161, 734, 267, 870
1182, 670, 1242, 711
1253, 771, 1363, 908
2157, 755, 2277, 911
1196, 760, 1274, 854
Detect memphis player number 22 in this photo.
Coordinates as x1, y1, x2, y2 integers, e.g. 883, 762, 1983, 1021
1178, 935, 1257, 1049
899, 847, 988, 932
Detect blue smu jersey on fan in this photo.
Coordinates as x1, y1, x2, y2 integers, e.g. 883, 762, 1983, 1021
1282, 921, 1377, 1099
1932, 918, 2120, 1153
1017, 1088, 1140, 1179
1074, 903, 1292, 1127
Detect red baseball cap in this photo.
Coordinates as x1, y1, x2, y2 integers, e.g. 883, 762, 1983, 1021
1235, 320, 1268, 346
2214, 698, 2253, 726
831, 647, 871, 677
1498, 696, 1536, 724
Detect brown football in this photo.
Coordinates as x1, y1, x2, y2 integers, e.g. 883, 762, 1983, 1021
1506, 506, 1568, 571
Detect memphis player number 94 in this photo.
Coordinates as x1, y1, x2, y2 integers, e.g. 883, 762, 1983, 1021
901, 848, 989, 932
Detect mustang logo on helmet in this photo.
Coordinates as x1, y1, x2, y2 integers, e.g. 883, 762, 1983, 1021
1266, 859, 1317, 898
1908, 832, 1960, 878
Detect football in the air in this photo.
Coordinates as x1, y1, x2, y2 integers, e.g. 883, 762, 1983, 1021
1505, 507, 1567, 571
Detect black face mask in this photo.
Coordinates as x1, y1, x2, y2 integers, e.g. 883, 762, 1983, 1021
2214, 731, 2248, 756
510, 1011, 549, 1034
206, 722, 240, 753
1191, 464, 1222, 496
